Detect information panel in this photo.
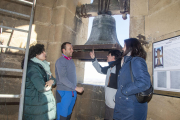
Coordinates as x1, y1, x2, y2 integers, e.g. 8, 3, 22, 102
153, 35, 180, 97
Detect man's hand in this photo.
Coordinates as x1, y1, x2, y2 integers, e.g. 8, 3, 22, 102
75, 87, 84, 93
90, 49, 95, 59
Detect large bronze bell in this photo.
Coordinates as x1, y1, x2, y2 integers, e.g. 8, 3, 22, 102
85, 14, 120, 45
72, 14, 122, 61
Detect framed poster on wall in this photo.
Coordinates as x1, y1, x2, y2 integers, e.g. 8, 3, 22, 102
153, 35, 180, 97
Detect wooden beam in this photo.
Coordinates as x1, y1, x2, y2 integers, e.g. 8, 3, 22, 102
72, 51, 108, 60
73, 44, 122, 51
72, 44, 122, 61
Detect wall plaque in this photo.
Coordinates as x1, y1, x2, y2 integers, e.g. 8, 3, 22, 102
153, 35, 180, 97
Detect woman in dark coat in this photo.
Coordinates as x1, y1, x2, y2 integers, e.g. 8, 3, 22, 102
113, 38, 151, 120
22, 44, 56, 120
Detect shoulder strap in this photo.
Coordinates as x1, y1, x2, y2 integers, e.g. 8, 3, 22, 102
130, 61, 134, 83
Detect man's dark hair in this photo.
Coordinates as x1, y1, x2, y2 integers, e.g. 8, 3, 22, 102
21, 44, 45, 68
61, 42, 71, 53
123, 38, 147, 60
108, 49, 122, 60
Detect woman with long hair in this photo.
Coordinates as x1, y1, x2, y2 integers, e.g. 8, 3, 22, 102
22, 44, 56, 120
113, 38, 151, 120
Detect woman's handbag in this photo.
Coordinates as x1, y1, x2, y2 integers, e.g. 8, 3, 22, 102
130, 61, 153, 103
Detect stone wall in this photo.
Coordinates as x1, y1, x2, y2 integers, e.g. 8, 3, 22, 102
72, 84, 105, 120
0, 0, 90, 119
33, 0, 90, 83
130, 0, 180, 120
0, 1, 32, 119
1, 0, 180, 120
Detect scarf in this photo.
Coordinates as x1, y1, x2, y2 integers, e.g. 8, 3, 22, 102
62, 54, 72, 60
31, 57, 52, 75
108, 61, 115, 66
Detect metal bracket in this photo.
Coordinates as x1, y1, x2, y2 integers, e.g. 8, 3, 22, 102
76, 0, 130, 19
119, 0, 130, 20
137, 34, 150, 48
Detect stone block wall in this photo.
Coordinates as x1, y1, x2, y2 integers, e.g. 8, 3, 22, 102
1, 0, 180, 120
71, 84, 105, 120
0, 0, 90, 119
0, 1, 33, 119
130, 0, 180, 120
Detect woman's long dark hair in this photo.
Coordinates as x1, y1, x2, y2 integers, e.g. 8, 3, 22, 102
123, 38, 147, 60
21, 44, 45, 68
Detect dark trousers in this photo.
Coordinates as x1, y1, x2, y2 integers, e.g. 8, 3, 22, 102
104, 104, 114, 120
